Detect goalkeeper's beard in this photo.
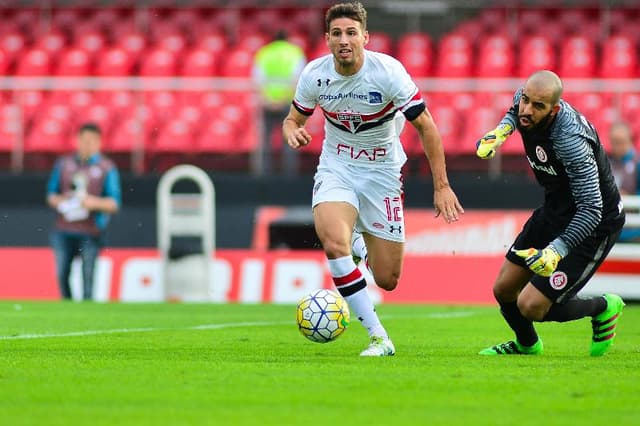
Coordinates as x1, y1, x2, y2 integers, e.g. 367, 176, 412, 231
518, 110, 555, 132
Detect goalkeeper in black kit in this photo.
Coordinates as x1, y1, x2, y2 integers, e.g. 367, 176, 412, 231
475, 70, 625, 356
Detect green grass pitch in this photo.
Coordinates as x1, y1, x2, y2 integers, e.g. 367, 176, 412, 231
0, 302, 638, 425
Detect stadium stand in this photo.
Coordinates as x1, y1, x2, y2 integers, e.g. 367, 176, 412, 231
0, 4, 638, 175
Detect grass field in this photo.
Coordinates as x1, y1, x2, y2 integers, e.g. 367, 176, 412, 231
0, 302, 638, 426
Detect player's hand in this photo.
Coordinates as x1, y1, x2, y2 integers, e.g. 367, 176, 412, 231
433, 185, 464, 223
514, 245, 562, 277
286, 127, 311, 149
475, 124, 513, 159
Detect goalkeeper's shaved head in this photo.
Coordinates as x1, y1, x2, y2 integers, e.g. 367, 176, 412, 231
527, 70, 563, 105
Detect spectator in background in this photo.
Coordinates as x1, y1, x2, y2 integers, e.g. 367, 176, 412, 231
46, 123, 121, 301
608, 121, 639, 195
608, 121, 640, 242
253, 30, 307, 176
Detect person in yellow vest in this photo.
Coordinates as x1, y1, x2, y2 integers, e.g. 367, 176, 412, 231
253, 30, 307, 175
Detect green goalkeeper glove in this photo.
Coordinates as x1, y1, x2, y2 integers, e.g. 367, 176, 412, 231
475, 123, 513, 159
514, 245, 562, 277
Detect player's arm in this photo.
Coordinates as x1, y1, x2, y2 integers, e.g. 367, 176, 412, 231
410, 108, 464, 222
83, 167, 121, 214
46, 159, 66, 210
282, 104, 312, 149
476, 91, 519, 159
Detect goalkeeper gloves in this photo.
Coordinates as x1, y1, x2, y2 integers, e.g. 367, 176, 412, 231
475, 123, 513, 159
514, 245, 562, 277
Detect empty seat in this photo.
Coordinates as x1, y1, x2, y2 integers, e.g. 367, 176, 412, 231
397, 32, 431, 54
24, 117, 71, 152
55, 47, 91, 76
15, 48, 51, 76
476, 36, 514, 77
367, 32, 393, 55
197, 119, 239, 152
153, 118, 193, 152
219, 48, 253, 77
181, 48, 217, 76
139, 48, 176, 76
559, 35, 596, 78
34, 31, 67, 58
96, 47, 133, 76
518, 35, 556, 77
600, 35, 637, 78
72, 31, 106, 61
107, 117, 149, 152
195, 32, 226, 55
398, 48, 431, 77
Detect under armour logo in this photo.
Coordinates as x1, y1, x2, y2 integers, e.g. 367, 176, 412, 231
389, 225, 403, 234
317, 78, 330, 86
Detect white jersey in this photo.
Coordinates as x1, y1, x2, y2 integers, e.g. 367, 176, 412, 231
293, 50, 423, 169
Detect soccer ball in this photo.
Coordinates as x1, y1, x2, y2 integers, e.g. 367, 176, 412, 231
296, 289, 350, 343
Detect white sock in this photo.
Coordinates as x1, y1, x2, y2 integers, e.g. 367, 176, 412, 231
327, 255, 387, 339
352, 231, 368, 260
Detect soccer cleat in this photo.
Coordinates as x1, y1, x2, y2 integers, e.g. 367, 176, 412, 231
360, 336, 395, 356
590, 294, 625, 357
478, 339, 544, 355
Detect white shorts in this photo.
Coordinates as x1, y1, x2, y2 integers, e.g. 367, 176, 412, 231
312, 162, 405, 243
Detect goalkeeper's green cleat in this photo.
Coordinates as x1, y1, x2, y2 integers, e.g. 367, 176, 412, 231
479, 339, 543, 355
590, 294, 625, 357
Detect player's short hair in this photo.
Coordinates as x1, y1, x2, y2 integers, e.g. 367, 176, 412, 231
325, 1, 367, 32
78, 122, 101, 136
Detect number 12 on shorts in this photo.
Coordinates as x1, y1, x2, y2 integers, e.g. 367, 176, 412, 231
384, 196, 403, 222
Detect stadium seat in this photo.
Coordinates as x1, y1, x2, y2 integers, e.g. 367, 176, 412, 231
518, 9, 546, 33
237, 32, 270, 54
620, 92, 640, 122
429, 105, 461, 154
72, 31, 106, 62
0, 105, 20, 152
34, 31, 67, 58
197, 118, 239, 153
40, 102, 73, 126
517, 35, 556, 77
600, 35, 638, 78
195, 32, 227, 56
51, 9, 81, 33
139, 48, 177, 76
302, 110, 324, 154
115, 31, 147, 58
55, 47, 91, 76
142, 91, 178, 122
287, 32, 310, 57
181, 48, 217, 76
15, 48, 51, 76
219, 48, 253, 77
460, 107, 501, 154
0, 49, 10, 75
96, 47, 133, 76
24, 117, 71, 153
152, 118, 194, 153
176, 104, 207, 128
13, 90, 48, 123
367, 32, 393, 55
155, 33, 188, 56
398, 48, 431, 77
97, 90, 136, 115
559, 35, 596, 78
397, 32, 432, 54
435, 33, 473, 77
75, 104, 113, 133
107, 117, 150, 152
476, 36, 514, 77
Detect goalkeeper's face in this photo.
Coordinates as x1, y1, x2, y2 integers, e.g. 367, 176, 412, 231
517, 88, 559, 132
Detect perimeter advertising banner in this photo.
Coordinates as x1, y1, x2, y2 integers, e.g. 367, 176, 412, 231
1, 210, 637, 302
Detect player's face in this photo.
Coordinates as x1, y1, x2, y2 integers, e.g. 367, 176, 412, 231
610, 126, 633, 158
517, 86, 559, 131
326, 17, 368, 75
77, 130, 101, 160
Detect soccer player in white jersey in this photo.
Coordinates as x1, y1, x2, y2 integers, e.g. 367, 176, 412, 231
282, 1, 464, 356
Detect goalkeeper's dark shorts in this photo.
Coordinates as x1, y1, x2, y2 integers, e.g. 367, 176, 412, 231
505, 208, 622, 303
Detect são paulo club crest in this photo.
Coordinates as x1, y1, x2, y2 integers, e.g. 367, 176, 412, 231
549, 271, 568, 290
535, 146, 548, 162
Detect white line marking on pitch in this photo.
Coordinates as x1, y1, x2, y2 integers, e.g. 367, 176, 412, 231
0, 310, 477, 341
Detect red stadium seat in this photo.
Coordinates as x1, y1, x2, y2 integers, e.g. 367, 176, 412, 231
51, 9, 81, 32
34, 31, 67, 57
620, 92, 640, 122
367, 32, 393, 55
195, 32, 227, 55
0, 49, 10, 75
559, 36, 596, 78
155, 33, 188, 56
287, 32, 310, 57
461, 107, 501, 154
176, 104, 207, 128
55, 47, 91, 76
397, 32, 432, 54
97, 90, 136, 114
476, 40, 514, 77
139, 48, 177, 76
107, 117, 150, 152
153, 118, 194, 152
439, 33, 472, 52
219, 48, 253, 77
96, 47, 133, 76
0, 105, 21, 152
24, 117, 71, 153
15, 48, 51, 76
142, 91, 178, 122
76, 104, 113, 133
302, 110, 325, 154
13, 90, 49, 122
398, 48, 431, 77
237, 32, 270, 54
41, 102, 74, 126
72, 31, 106, 62
600, 35, 637, 78
430, 105, 461, 154
181, 48, 217, 76
115, 31, 147, 58
517, 35, 556, 77
197, 119, 239, 153
435, 49, 473, 77
518, 9, 547, 33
